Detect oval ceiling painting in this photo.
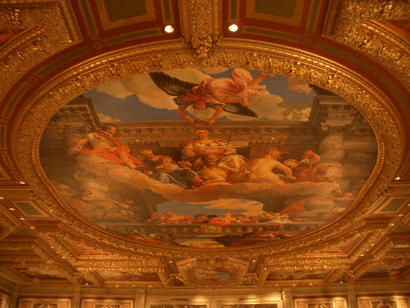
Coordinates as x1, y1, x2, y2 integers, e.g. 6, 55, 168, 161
40, 68, 378, 248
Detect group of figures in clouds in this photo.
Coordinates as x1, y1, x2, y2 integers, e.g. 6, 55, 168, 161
43, 68, 374, 247
49, 121, 366, 247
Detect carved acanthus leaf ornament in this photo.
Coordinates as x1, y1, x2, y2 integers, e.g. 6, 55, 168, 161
0, 0, 81, 102
323, 0, 410, 90
179, 0, 222, 59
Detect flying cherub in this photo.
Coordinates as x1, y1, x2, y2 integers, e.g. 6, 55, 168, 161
149, 68, 276, 125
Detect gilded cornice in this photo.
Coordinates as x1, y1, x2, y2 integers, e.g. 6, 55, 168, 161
360, 20, 410, 89
8, 38, 404, 260
323, 0, 410, 91
384, 249, 410, 262
1, 259, 78, 286
262, 260, 349, 272
263, 219, 385, 260
0, 236, 85, 286
323, 0, 410, 35
36, 224, 164, 265
0, 0, 82, 102
368, 235, 410, 262
0, 206, 21, 240
0, 237, 61, 263
351, 258, 409, 284
383, 183, 410, 195
103, 280, 165, 289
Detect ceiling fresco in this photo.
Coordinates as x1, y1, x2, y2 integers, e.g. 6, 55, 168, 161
0, 0, 410, 297
39, 68, 377, 248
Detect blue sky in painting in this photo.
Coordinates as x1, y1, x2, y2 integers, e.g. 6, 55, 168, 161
82, 68, 316, 122
83, 88, 183, 121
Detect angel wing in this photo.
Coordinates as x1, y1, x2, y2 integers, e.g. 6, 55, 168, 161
149, 72, 197, 96
222, 103, 258, 118
149, 71, 259, 118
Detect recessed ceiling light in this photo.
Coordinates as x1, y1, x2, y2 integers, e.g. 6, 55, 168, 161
164, 25, 174, 33
229, 24, 239, 32
19, 181, 26, 185
19, 217, 25, 220
394, 177, 401, 180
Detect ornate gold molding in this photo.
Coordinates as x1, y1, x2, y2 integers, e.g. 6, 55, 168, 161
1, 0, 409, 290
0, 206, 21, 240
0, 187, 36, 200
385, 248, 410, 263
0, 0, 82, 102
350, 258, 408, 284
103, 280, 165, 289
360, 21, 410, 89
383, 183, 410, 195
179, 0, 222, 58
90, 269, 166, 289
323, 0, 410, 90
262, 219, 387, 266
36, 224, 164, 265
8, 39, 404, 262
1, 259, 78, 286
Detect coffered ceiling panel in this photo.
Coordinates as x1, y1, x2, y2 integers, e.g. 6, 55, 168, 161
0, 0, 409, 295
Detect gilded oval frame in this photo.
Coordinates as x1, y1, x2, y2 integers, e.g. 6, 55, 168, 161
11, 39, 405, 258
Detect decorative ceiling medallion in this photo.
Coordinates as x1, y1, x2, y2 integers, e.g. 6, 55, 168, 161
40, 67, 378, 249
12, 41, 403, 257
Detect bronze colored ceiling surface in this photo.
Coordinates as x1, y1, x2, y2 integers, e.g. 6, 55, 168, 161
0, 0, 410, 293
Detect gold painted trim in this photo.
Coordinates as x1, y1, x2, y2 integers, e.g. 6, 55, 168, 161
95, 0, 157, 31
179, 0, 222, 44
0, 206, 21, 240
246, 0, 305, 27
323, 0, 410, 91
5, 37, 403, 262
0, 1, 83, 103
373, 197, 410, 215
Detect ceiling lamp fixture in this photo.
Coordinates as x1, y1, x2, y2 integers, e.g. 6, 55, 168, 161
229, 24, 239, 32
164, 25, 174, 33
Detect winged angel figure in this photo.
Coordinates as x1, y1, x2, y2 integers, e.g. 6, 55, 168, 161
149, 68, 276, 125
